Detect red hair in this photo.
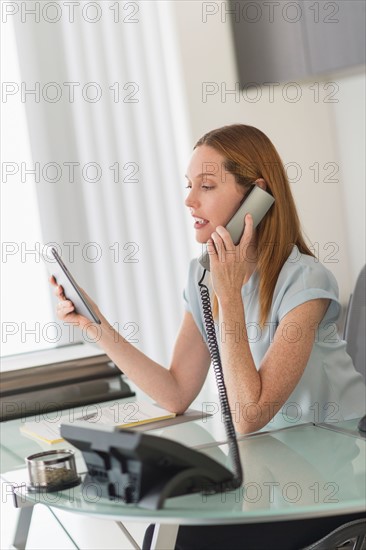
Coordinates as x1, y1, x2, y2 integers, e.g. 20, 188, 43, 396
195, 124, 314, 325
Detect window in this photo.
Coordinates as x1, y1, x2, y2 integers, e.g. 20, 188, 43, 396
1, 18, 55, 357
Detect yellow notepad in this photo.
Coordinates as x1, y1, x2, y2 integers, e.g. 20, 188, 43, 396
20, 401, 176, 444
20, 420, 64, 444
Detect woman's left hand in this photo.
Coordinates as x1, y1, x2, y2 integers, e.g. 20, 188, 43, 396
207, 213, 255, 302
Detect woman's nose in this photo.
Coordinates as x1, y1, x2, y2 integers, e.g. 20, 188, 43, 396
185, 188, 199, 209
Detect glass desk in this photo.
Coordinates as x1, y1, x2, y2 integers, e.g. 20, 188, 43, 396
1, 403, 365, 550
318, 417, 366, 439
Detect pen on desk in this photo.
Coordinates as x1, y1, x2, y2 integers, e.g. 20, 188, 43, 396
58, 413, 97, 428
77, 413, 98, 422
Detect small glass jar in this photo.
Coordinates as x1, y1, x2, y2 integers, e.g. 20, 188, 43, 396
26, 449, 81, 492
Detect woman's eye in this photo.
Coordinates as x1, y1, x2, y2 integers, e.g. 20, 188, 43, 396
184, 184, 214, 191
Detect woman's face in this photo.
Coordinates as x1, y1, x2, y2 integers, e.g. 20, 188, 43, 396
185, 145, 246, 244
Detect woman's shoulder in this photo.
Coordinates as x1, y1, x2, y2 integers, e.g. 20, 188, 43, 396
273, 245, 341, 322
278, 245, 339, 295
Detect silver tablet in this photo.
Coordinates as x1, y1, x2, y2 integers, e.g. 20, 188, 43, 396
49, 248, 101, 324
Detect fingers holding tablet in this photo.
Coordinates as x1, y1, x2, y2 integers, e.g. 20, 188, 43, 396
50, 275, 66, 301
45, 249, 101, 325
56, 298, 75, 318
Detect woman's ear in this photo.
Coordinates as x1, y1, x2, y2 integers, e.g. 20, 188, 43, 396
254, 178, 267, 190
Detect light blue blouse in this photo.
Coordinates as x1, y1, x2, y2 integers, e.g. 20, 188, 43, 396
183, 246, 366, 429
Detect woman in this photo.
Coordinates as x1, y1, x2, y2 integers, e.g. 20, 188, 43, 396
52, 124, 365, 430
52, 124, 365, 548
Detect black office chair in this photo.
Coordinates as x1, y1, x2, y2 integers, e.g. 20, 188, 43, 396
343, 265, 366, 382
301, 518, 366, 550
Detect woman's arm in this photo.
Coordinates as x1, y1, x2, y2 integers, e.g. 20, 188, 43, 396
208, 216, 331, 433
51, 277, 210, 414
218, 294, 330, 433
97, 310, 211, 414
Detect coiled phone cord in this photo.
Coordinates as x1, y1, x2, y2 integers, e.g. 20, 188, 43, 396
199, 269, 243, 490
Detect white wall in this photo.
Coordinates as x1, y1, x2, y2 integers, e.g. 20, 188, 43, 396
171, 0, 366, 305
330, 71, 366, 284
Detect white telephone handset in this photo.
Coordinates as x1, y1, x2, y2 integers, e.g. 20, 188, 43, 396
198, 185, 275, 271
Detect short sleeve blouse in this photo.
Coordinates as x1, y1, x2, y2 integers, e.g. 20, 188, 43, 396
183, 246, 366, 429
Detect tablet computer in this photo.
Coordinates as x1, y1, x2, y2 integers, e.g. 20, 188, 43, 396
49, 247, 101, 324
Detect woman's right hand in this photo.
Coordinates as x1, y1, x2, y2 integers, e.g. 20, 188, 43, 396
49, 275, 101, 330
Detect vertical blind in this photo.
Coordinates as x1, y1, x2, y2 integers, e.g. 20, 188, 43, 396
13, 0, 197, 367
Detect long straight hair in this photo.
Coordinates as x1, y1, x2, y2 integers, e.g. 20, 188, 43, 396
195, 124, 314, 326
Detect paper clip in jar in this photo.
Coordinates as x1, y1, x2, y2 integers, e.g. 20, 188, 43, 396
26, 450, 81, 492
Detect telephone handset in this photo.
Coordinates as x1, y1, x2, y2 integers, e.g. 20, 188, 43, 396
198, 185, 275, 271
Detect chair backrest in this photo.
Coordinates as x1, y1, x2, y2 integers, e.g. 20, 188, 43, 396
343, 265, 366, 382
301, 518, 366, 550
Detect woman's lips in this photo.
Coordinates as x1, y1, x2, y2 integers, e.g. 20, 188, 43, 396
193, 217, 209, 229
